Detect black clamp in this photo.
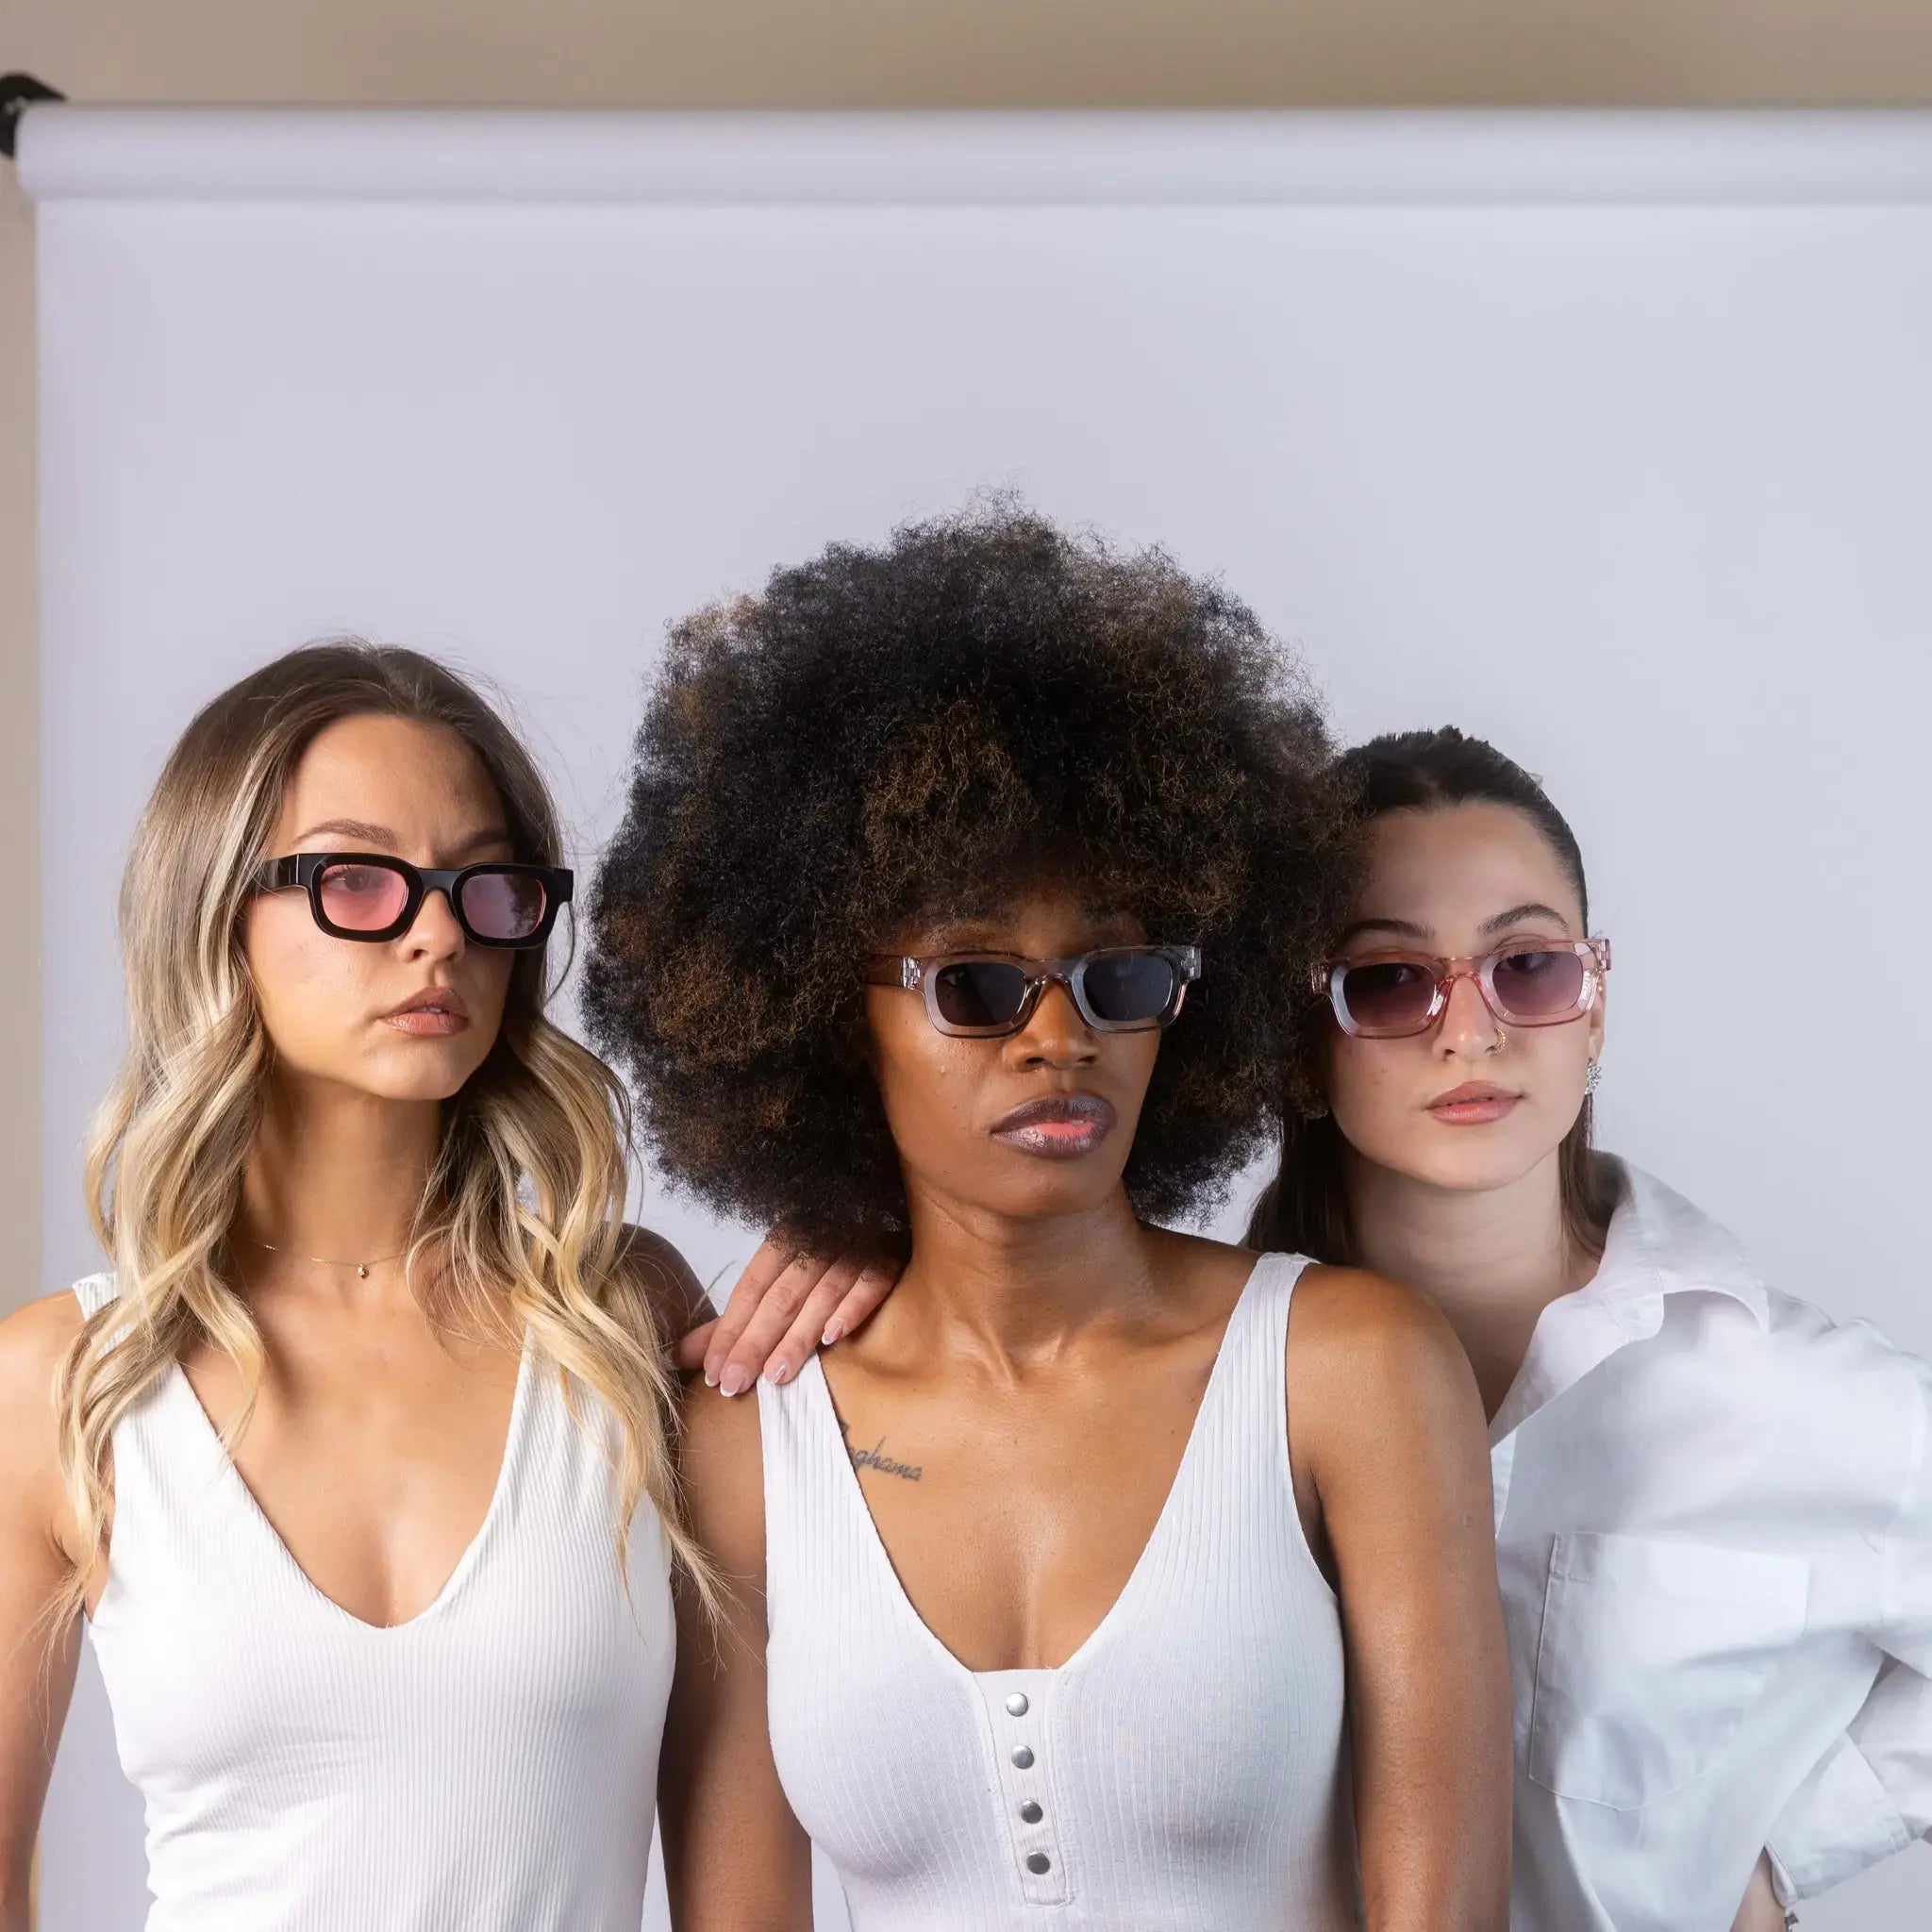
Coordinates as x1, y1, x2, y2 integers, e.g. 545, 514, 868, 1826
2, 73, 65, 159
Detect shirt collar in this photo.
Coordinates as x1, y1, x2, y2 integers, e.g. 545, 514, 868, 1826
1591, 1158, 1772, 1333
1488, 1158, 1769, 1457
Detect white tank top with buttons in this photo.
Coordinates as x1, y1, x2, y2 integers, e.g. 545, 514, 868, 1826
757, 1250, 1361, 1930
71, 1272, 675, 1932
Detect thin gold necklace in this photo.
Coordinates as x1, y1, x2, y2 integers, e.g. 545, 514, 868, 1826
240, 1235, 409, 1281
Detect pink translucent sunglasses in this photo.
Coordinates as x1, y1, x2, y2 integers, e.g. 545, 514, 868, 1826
1311, 938, 1611, 1039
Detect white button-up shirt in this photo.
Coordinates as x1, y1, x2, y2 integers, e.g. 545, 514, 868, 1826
1495, 1162, 1931, 1930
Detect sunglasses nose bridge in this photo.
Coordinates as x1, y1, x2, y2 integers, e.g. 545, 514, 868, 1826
1009, 968, 1097, 1051
398, 878, 466, 953
1436, 961, 1502, 1039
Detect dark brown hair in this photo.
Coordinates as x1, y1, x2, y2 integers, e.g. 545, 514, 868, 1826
585, 501, 1359, 1253
1244, 724, 1618, 1262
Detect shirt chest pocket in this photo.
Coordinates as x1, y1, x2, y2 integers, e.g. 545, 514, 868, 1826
1526, 1530, 1809, 1811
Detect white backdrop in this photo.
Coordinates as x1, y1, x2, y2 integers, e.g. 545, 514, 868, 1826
23, 108, 1932, 1927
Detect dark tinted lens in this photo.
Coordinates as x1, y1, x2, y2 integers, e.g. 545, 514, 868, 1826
458, 869, 549, 941
1490, 947, 1585, 1020
1080, 951, 1178, 1026
317, 861, 410, 932
931, 959, 1031, 1030
1338, 958, 1439, 1033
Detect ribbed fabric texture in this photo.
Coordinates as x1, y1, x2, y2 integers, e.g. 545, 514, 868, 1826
758, 1251, 1362, 1930
72, 1273, 675, 1932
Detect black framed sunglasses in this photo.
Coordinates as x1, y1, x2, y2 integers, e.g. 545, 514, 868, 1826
254, 853, 573, 949
867, 945, 1203, 1039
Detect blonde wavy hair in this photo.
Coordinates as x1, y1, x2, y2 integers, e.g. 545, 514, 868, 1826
51, 641, 714, 1626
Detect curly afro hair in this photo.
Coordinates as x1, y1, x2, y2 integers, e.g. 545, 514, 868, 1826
585, 501, 1358, 1253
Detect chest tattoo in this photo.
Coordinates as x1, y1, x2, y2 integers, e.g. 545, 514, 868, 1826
840, 1419, 924, 1483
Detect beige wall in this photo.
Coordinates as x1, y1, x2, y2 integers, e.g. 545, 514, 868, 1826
7, 0, 1932, 1312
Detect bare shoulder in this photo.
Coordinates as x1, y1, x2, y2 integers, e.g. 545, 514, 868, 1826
1285, 1262, 1487, 1470
0, 1287, 87, 1425
0, 1289, 89, 1525
676, 1379, 768, 1576
613, 1223, 711, 1333
1289, 1262, 1474, 1385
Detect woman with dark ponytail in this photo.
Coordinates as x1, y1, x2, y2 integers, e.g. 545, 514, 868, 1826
1252, 725, 1930, 1932
1250, 729, 1620, 1272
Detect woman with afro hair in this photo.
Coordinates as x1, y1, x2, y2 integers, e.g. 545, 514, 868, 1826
588, 504, 1511, 1930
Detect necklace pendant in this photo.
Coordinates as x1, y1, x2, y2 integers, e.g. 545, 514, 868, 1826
357, 1263, 369, 1279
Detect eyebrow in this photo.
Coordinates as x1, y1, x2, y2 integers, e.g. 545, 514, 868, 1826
290, 819, 513, 859
913, 913, 1142, 953
1334, 904, 1576, 949
1332, 916, 1432, 946
1480, 902, 1575, 936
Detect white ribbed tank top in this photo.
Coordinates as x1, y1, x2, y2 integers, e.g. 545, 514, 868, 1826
71, 1273, 675, 1932
758, 1251, 1361, 1931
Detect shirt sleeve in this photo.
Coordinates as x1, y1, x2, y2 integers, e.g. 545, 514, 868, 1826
1884, 1355, 1932, 1674
1766, 1357, 1932, 1905
1764, 1663, 1928, 1904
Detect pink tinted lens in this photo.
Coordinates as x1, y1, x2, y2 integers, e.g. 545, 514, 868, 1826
1489, 947, 1586, 1020
1337, 958, 1439, 1034
317, 861, 410, 932
459, 869, 547, 941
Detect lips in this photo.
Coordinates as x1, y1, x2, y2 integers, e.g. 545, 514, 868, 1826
1425, 1081, 1520, 1125
383, 987, 470, 1037
989, 1092, 1119, 1160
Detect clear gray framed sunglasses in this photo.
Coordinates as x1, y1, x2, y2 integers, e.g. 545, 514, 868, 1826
866, 945, 1203, 1038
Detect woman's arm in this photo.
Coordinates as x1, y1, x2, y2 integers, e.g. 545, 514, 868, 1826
634, 1223, 899, 1395
1757, 1352, 1932, 1911
686, 1240, 901, 1396
616, 1223, 717, 1340
0, 1295, 88, 1932
658, 1379, 813, 1931
1729, 1854, 1787, 1931
1291, 1267, 1513, 1932
1758, 1661, 1928, 1906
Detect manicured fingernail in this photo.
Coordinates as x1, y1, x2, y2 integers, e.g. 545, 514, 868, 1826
703, 1358, 721, 1388
719, 1365, 748, 1397
821, 1321, 843, 1346
766, 1358, 792, 1386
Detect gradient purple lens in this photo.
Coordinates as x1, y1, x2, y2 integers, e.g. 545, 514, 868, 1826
317, 861, 409, 932
459, 869, 548, 941
1490, 947, 1585, 1019
1337, 958, 1438, 1032
932, 959, 1030, 1029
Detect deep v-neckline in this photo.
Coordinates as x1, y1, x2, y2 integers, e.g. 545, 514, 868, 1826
167, 1329, 534, 1636
810, 1253, 1268, 1683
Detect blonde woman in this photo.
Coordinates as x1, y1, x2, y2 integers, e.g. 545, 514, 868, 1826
0, 642, 889, 1932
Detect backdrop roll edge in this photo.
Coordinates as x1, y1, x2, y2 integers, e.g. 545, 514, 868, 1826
19, 105, 1932, 207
